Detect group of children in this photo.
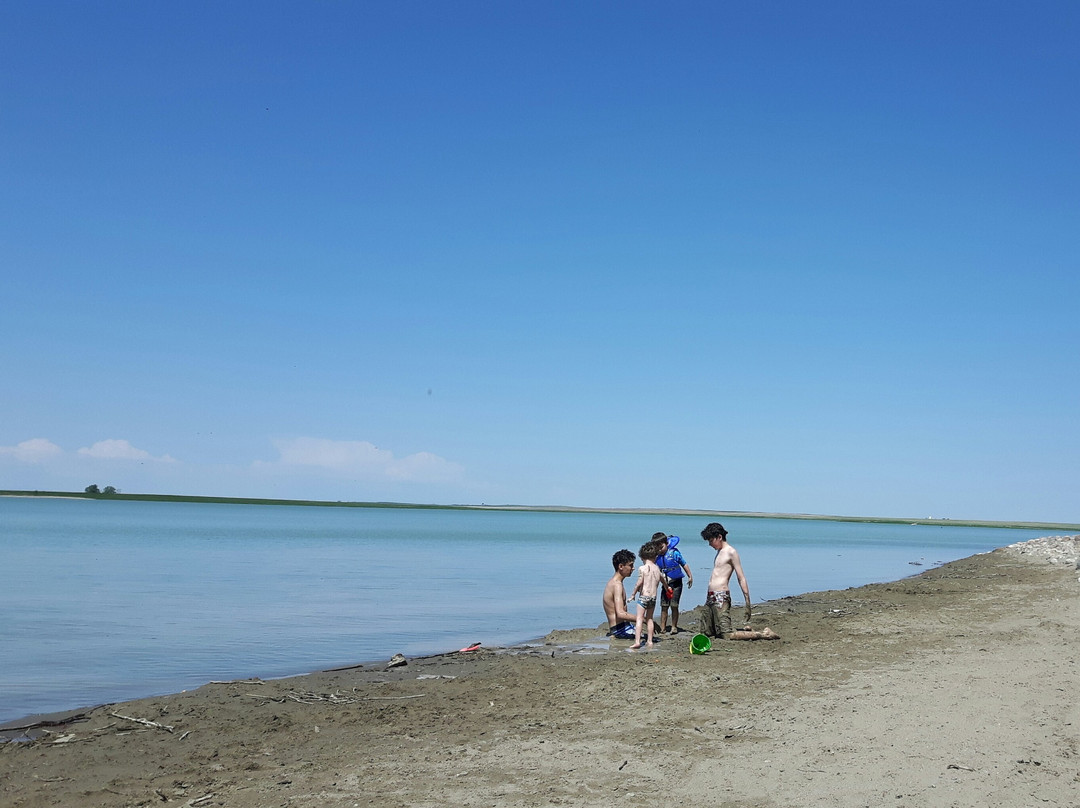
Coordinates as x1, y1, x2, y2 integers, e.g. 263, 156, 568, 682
626, 533, 685, 648
603, 522, 778, 649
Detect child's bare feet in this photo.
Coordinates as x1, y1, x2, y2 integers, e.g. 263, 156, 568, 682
629, 642, 642, 650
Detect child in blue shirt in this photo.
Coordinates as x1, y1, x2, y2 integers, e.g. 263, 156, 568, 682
654, 532, 693, 634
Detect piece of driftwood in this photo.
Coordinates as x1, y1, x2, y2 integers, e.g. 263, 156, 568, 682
209, 678, 263, 685
286, 690, 363, 705
109, 712, 174, 733
1, 713, 89, 732
244, 693, 285, 702
323, 662, 365, 672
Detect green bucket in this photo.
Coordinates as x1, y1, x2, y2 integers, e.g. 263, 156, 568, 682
690, 633, 712, 654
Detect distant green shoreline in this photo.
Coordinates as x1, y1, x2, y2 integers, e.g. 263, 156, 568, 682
3, 489, 1077, 532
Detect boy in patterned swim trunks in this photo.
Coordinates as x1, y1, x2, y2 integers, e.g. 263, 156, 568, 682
700, 522, 779, 641
629, 540, 663, 649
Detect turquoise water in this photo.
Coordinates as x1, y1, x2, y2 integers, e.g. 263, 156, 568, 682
0, 497, 1049, 723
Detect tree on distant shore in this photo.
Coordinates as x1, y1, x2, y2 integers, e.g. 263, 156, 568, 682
84, 484, 100, 494
103, 486, 118, 495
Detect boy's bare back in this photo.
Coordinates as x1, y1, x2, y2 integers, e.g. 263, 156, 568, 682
636, 559, 662, 599
603, 575, 630, 624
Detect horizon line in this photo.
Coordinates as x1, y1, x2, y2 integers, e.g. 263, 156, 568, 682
2, 489, 1077, 532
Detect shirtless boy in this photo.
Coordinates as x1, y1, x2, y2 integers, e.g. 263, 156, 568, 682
701, 522, 778, 641
603, 549, 639, 639
629, 540, 663, 649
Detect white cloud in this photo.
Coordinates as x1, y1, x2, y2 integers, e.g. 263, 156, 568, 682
259, 437, 464, 484
0, 438, 63, 463
272, 437, 394, 470
385, 450, 464, 482
77, 439, 176, 463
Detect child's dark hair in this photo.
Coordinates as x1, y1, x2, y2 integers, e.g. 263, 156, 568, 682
651, 532, 668, 543
701, 522, 728, 541
639, 541, 659, 561
612, 549, 635, 570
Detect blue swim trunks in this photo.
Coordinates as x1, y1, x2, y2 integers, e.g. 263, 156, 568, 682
607, 621, 635, 639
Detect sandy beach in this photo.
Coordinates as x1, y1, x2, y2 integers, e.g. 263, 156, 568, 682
2, 536, 1077, 808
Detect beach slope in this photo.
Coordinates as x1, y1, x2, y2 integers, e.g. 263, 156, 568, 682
2, 539, 1077, 807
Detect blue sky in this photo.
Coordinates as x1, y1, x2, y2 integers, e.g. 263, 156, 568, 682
2, 2, 1078, 522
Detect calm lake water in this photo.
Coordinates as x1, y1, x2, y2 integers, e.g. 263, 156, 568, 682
0, 496, 1050, 723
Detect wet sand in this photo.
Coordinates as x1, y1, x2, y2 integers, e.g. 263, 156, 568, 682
2, 540, 1077, 807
